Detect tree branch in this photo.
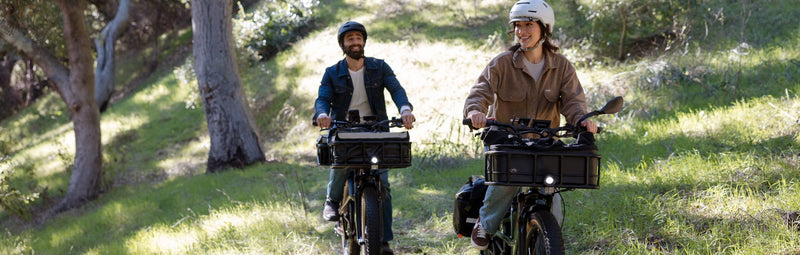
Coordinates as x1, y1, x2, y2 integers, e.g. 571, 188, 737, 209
94, 0, 130, 110
0, 19, 73, 104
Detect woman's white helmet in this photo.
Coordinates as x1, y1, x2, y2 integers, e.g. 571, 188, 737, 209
508, 0, 555, 33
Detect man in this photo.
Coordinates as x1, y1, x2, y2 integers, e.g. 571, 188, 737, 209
313, 21, 415, 254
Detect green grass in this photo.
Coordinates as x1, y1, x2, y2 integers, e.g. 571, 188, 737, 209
2, 0, 800, 254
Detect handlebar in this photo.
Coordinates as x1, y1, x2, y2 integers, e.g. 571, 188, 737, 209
463, 118, 591, 138
317, 117, 406, 132
463, 97, 622, 145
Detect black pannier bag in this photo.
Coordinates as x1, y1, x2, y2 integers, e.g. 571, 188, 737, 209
316, 134, 331, 166
453, 176, 488, 237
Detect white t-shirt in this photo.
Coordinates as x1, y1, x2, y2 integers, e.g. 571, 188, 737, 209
348, 67, 373, 116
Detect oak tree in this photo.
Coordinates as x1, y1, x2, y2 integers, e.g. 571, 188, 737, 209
191, 0, 266, 173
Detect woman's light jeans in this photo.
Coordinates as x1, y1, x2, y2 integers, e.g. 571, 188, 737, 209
479, 185, 563, 235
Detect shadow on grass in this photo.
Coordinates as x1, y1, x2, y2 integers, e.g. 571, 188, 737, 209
601, 116, 799, 172
27, 161, 328, 253
565, 123, 800, 252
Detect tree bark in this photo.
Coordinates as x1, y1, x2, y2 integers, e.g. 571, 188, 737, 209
617, 6, 628, 61
55, 0, 104, 213
94, 0, 130, 112
191, 0, 266, 173
0, 54, 22, 119
23, 59, 43, 106
1, 0, 104, 213
49, 0, 103, 212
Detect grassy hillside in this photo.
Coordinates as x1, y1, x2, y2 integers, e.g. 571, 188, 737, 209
2, 0, 800, 254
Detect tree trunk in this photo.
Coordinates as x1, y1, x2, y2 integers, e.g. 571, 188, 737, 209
95, 0, 130, 112
23, 59, 42, 106
149, 7, 161, 73
191, 0, 266, 173
617, 6, 628, 61
54, 0, 103, 212
0, 54, 22, 119
1, 0, 103, 213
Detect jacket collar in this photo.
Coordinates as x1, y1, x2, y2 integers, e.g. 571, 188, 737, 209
511, 48, 557, 71
336, 57, 376, 78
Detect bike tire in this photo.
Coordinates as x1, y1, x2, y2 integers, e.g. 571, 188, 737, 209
361, 186, 382, 255
523, 210, 564, 255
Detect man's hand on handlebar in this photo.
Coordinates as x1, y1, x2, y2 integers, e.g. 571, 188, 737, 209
467, 110, 487, 129
401, 110, 415, 129
316, 114, 332, 129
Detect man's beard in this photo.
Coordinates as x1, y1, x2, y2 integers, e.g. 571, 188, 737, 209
345, 46, 364, 59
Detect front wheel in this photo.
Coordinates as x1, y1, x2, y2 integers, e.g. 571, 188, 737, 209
523, 210, 564, 255
361, 186, 382, 255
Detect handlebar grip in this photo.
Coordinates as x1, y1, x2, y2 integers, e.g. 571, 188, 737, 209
462, 118, 498, 130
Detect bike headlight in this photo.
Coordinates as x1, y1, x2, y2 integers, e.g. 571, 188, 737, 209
371, 157, 379, 164
544, 175, 555, 185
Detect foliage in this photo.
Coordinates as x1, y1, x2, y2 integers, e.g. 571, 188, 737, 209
1, 0, 800, 254
0, 0, 67, 62
0, 129, 9, 156
0, 158, 39, 221
573, 0, 692, 61
234, 0, 321, 61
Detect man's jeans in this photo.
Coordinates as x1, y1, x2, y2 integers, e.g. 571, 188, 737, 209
479, 185, 563, 235
327, 168, 393, 242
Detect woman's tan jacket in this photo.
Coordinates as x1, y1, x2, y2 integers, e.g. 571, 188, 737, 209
463, 48, 587, 128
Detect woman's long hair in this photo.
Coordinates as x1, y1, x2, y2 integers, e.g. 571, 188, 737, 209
507, 21, 559, 53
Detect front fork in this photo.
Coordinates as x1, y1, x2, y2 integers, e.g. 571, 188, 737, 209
340, 165, 384, 244
493, 188, 556, 254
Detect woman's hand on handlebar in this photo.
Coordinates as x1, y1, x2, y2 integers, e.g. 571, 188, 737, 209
467, 110, 487, 129
316, 114, 332, 129
401, 110, 415, 129
581, 120, 597, 133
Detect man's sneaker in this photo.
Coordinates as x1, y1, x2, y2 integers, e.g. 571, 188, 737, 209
323, 200, 340, 221
381, 242, 394, 255
471, 218, 489, 250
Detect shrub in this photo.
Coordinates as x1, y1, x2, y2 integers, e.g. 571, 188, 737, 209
573, 0, 692, 61
234, 0, 321, 61
0, 161, 39, 221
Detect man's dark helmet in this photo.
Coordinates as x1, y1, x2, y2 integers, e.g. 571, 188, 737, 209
337, 21, 367, 49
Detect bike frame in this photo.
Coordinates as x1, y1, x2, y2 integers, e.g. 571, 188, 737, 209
317, 115, 412, 254
486, 188, 558, 255
340, 165, 384, 247
467, 96, 624, 255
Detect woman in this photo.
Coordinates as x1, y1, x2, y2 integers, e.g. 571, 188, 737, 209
462, 0, 597, 250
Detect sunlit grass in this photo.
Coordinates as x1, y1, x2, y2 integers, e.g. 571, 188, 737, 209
2, 0, 800, 254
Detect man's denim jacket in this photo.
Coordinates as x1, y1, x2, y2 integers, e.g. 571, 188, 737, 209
314, 57, 413, 122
